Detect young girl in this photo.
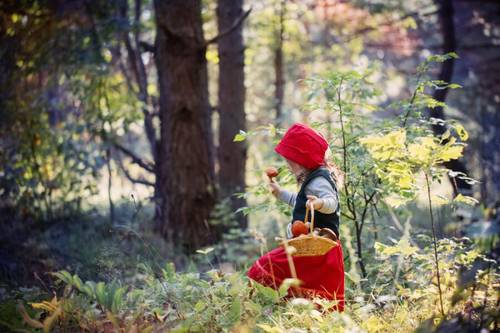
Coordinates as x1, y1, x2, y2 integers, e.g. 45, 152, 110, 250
247, 123, 345, 311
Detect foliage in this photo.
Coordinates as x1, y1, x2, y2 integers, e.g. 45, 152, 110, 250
1, 0, 498, 331
0, 1, 143, 220
1, 236, 497, 332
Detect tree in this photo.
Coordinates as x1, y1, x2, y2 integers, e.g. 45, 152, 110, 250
154, 0, 217, 251
451, 0, 500, 204
274, 0, 286, 125
428, 0, 472, 196
216, 0, 248, 228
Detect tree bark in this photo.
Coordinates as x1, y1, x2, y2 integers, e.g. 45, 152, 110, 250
430, 0, 472, 195
274, 0, 286, 125
453, 0, 500, 205
217, 0, 248, 229
154, 0, 217, 251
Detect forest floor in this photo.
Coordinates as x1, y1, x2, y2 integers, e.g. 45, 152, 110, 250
0, 203, 498, 333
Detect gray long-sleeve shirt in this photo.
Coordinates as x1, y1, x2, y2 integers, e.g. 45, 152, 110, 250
279, 177, 338, 238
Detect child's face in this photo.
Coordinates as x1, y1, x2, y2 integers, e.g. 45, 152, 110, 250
286, 159, 304, 177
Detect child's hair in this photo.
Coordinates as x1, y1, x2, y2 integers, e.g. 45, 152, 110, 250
294, 153, 344, 190
324, 147, 344, 189
325, 161, 344, 189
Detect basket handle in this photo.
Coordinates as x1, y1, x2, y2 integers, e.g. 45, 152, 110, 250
304, 202, 315, 233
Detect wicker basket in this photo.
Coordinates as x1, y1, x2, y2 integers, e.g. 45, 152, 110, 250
280, 204, 338, 257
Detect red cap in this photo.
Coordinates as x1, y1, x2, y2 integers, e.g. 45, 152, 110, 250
275, 123, 329, 169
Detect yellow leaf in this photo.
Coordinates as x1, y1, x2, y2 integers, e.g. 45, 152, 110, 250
397, 238, 418, 256
30, 300, 57, 312
397, 174, 413, 189
43, 307, 62, 333
441, 129, 451, 141
359, 129, 407, 161
256, 324, 282, 333
402, 16, 417, 29
454, 123, 469, 141
206, 49, 219, 64
363, 315, 385, 331
17, 303, 44, 329
431, 195, 450, 206
439, 145, 463, 162
453, 194, 478, 205
384, 195, 408, 208
147, 83, 157, 96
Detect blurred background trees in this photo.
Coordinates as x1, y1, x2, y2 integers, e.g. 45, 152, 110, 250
0, 0, 499, 278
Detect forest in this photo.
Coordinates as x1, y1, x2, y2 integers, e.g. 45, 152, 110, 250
0, 0, 499, 332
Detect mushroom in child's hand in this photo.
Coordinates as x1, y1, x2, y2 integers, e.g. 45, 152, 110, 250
265, 167, 279, 180
291, 220, 309, 237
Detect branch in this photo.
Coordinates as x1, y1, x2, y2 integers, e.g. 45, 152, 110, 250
343, 8, 438, 43
120, 0, 158, 160
205, 7, 252, 46
113, 141, 155, 173
116, 154, 155, 187
139, 40, 155, 53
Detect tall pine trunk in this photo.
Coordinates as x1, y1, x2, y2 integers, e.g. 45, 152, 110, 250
154, 0, 216, 251
430, 0, 472, 195
217, 0, 248, 228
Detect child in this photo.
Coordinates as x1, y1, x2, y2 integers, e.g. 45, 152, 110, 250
247, 123, 345, 311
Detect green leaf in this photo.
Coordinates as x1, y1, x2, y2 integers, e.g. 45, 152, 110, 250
228, 298, 241, 324
95, 282, 107, 307
194, 301, 205, 312
233, 130, 247, 142
255, 283, 279, 303
111, 287, 125, 313
81, 282, 95, 298
72, 275, 83, 291
52, 270, 73, 285
278, 278, 302, 298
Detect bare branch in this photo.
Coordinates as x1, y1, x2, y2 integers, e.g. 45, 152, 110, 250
120, 0, 158, 160
341, 9, 438, 43
113, 141, 155, 173
116, 155, 155, 187
139, 41, 155, 53
205, 8, 252, 46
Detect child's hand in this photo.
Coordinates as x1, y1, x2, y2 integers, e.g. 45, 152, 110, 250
269, 180, 281, 198
306, 195, 324, 210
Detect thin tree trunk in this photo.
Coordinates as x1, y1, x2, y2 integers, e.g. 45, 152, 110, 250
106, 148, 115, 224
119, 0, 157, 161
154, 0, 217, 251
430, 0, 472, 195
217, 0, 248, 229
274, 0, 286, 125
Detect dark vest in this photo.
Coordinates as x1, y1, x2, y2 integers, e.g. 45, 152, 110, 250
292, 167, 340, 237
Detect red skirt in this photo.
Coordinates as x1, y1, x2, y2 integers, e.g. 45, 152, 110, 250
247, 243, 345, 311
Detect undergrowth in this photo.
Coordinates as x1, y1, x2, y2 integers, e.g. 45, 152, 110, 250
1, 236, 497, 333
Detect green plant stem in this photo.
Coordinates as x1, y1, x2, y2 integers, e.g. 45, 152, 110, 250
424, 172, 445, 316
337, 77, 366, 278
401, 72, 422, 127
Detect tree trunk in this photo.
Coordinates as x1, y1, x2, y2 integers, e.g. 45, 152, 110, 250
453, 0, 500, 205
217, 0, 248, 229
274, 0, 286, 125
430, 0, 472, 195
154, 0, 217, 252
